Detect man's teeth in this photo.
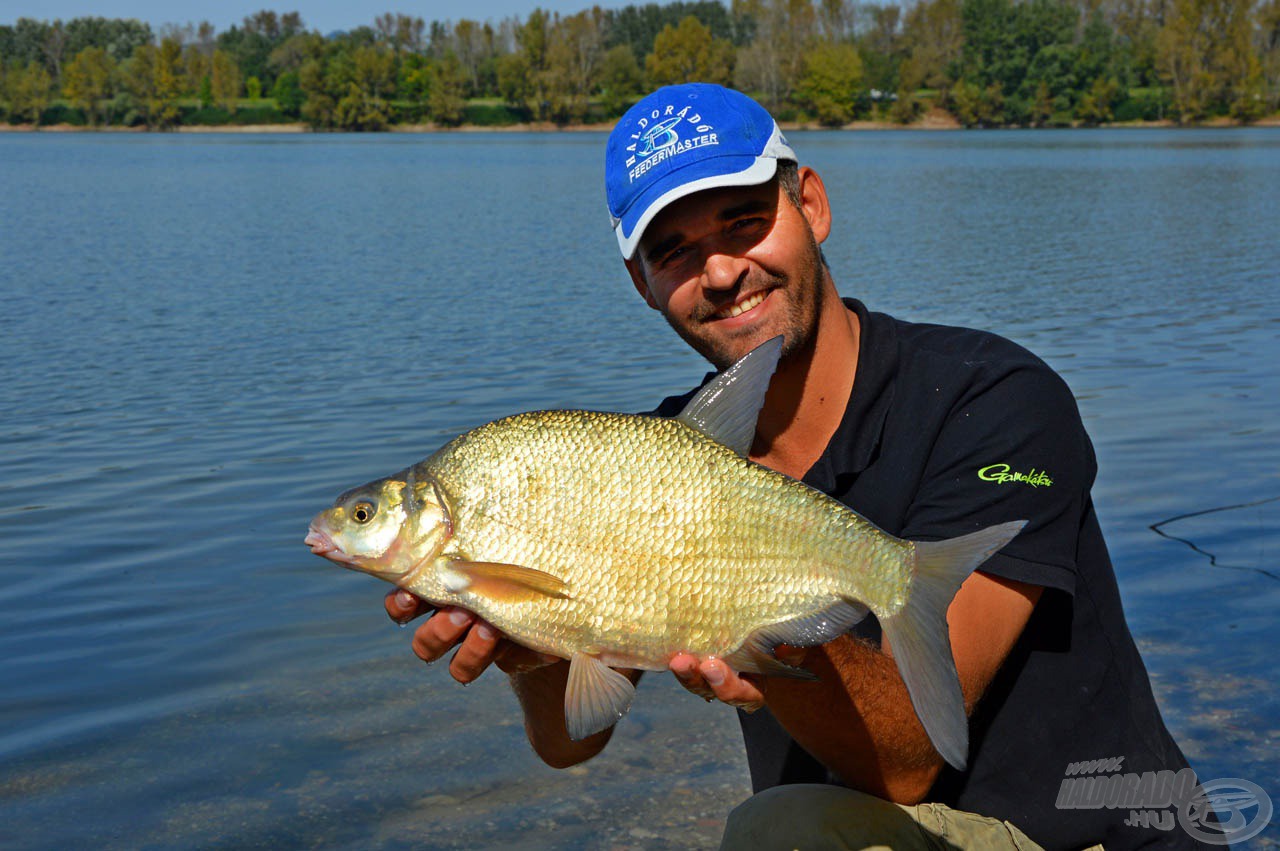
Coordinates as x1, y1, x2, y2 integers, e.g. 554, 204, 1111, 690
719, 291, 766, 319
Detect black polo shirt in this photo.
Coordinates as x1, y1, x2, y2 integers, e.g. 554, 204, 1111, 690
654, 299, 1201, 851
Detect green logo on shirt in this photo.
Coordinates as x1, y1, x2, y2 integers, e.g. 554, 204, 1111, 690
978, 463, 1053, 488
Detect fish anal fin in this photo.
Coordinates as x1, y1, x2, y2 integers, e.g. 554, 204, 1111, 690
565, 652, 637, 741
446, 559, 570, 602
722, 641, 818, 680
723, 600, 869, 680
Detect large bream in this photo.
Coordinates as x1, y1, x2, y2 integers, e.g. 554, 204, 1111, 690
305, 337, 1025, 769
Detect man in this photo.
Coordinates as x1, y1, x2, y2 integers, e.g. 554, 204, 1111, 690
386, 84, 1203, 849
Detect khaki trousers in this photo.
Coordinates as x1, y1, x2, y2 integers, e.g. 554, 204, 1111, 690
718, 784, 1093, 851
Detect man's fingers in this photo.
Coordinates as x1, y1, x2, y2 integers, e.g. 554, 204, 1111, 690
447, 619, 501, 684
385, 589, 433, 624
670, 652, 718, 702
410, 607, 475, 664
699, 657, 766, 712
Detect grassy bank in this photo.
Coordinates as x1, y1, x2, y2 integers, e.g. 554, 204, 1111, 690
5, 95, 1278, 132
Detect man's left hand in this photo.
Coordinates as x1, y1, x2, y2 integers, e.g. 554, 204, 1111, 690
669, 652, 767, 712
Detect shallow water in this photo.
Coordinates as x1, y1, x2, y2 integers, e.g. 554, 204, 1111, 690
1, 128, 1277, 848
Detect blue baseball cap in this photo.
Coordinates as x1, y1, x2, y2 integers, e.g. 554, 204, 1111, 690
605, 83, 796, 259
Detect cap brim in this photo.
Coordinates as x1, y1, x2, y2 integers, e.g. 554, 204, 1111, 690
613, 154, 779, 260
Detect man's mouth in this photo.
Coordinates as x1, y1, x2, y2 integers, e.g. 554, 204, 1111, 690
713, 289, 768, 320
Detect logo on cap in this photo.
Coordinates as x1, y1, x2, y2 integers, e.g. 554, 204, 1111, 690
624, 104, 719, 184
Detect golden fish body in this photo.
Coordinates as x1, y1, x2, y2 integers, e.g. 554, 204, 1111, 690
414, 409, 910, 670
306, 337, 1024, 768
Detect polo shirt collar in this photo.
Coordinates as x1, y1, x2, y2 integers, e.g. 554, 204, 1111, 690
801, 298, 898, 492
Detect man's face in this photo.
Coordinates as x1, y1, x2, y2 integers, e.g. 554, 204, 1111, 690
626, 171, 830, 371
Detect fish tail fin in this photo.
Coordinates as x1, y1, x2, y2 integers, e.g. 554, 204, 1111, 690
877, 520, 1027, 771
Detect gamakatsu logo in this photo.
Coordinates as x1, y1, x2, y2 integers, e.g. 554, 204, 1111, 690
978, 463, 1053, 488
625, 103, 719, 183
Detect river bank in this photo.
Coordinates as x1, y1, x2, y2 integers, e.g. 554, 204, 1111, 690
5, 107, 1279, 133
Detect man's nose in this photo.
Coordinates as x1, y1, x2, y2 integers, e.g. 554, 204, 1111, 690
703, 251, 748, 291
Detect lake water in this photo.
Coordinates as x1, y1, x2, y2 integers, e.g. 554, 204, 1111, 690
1, 128, 1277, 849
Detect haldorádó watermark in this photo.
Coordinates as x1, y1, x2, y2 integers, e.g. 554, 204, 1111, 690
1056, 757, 1272, 844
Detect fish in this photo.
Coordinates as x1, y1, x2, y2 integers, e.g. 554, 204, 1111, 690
305, 336, 1025, 769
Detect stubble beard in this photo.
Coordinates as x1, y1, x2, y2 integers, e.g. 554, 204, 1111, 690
668, 229, 827, 372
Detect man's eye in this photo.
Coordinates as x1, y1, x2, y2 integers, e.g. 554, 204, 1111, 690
660, 246, 690, 265
731, 217, 766, 233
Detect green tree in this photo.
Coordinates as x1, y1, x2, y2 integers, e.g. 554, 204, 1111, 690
858, 4, 903, 94
184, 45, 210, 97
948, 77, 1005, 124
495, 51, 533, 109
545, 9, 606, 124
298, 56, 336, 127
211, 48, 241, 112
121, 41, 182, 128
6, 60, 53, 124
1075, 75, 1121, 123
154, 37, 185, 124
645, 15, 735, 87
332, 44, 395, 130
63, 45, 115, 126
428, 53, 467, 126
900, 0, 963, 90
599, 44, 643, 116
796, 41, 864, 124
1157, 0, 1259, 120
731, 0, 815, 109
217, 11, 304, 92
605, 1, 740, 63
1258, 0, 1280, 113
63, 17, 154, 63
271, 70, 304, 116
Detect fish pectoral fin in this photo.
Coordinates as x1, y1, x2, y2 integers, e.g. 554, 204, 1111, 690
564, 652, 636, 741
723, 600, 871, 680
446, 559, 570, 602
674, 335, 783, 455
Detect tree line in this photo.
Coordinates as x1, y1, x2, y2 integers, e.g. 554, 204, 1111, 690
2, 0, 1278, 130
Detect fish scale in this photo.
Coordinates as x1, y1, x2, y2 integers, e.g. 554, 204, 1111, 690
306, 337, 1025, 767
421, 410, 907, 664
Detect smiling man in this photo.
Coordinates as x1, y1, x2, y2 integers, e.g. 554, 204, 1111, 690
387, 84, 1204, 850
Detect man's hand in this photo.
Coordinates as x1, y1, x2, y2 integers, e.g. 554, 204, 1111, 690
386, 589, 628, 769
383, 589, 559, 682
669, 644, 813, 711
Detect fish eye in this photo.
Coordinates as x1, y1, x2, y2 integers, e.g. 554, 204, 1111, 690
351, 501, 377, 524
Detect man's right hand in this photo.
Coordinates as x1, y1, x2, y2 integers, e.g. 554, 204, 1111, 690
384, 589, 561, 683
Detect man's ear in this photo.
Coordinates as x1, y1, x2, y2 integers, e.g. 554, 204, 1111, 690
797, 166, 832, 245
626, 258, 659, 310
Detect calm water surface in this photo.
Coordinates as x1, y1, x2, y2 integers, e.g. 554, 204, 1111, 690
1, 129, 1278, 849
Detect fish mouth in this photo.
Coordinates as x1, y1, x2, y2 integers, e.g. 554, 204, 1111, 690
305, 523, 358, 567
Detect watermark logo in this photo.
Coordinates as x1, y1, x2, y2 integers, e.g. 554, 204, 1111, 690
977, 463, 1053, 488
1178, 778, 1273, 845
624, 103, 719, 183
1056, 758, 1272, 844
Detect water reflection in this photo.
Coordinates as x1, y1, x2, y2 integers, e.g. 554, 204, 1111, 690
1, 128, 1277, 848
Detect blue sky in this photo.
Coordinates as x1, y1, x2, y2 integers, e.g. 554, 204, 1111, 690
0, 1, 634, 34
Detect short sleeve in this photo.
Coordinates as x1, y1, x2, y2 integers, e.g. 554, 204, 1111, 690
899, 360, 1095, 596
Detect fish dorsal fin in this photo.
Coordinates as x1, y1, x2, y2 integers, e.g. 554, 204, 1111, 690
564, 653, 637, 741
443, 559, 571, 602
674, 335, 784, 456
